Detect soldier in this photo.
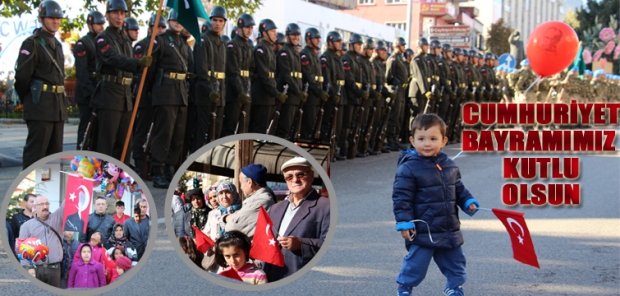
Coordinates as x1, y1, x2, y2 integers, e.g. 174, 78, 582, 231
464, 50, 482, 103
250, 18, 284, 134
514, 59, 537, 103
14, 0, 68, 169
370, 40, 396, 154
436, 43, 456, 122
339, 42, 347, 57
592, 70, 610, 102
123, 17, 139, 42
90, 0, 151, 161
300, 27, 328, 139
74, 11, 105, 150
480, 52, 496, 102
357, 37, 379, 157
221, 14, 254, 137
221, 35, 231, 43
413, 38, 432, 116
340, 33, 366, 159
131, 13, 166, 175
275, 33, 286, 52
275, 23, 306, 139
193, 6, 227, 150
255, 31, 263, 44
320, 31, 345, 160
148, 9, 193, 188
385, 37, 408, 151
448, 47, 468, 142
400, 48, 414, 142
425, 40, 442, 114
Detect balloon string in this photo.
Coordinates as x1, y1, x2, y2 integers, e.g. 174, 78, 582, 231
524, 76, 541, 94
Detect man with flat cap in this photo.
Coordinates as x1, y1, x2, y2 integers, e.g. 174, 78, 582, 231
263, 157, 330, 282
223, 164, 276, 240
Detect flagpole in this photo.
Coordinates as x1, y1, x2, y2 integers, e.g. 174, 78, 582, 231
120, 0, 166, 164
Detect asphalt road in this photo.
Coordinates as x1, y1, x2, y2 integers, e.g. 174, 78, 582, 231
0, 123, 619, 295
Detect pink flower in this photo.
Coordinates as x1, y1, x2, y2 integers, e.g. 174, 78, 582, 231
593, 49, 604, 61
599, 27, 616, 42
604, 41, 616, 55
614, 46, 620, 60
583, 49, 592, 64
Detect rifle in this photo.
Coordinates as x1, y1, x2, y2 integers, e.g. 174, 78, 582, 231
312, 83, 330, 140
445, 87, 457, 137
289, 82, 309, 141
347, 84, 370, 157
327, 84, 342, 158
373, 85, 398, 152
266, 84, 289, 135
79, 108, 98, 151
433, 85, 444, 114
140, 122, 154, 181
237, 81, 251, 134
424, 85, 435, 114
360, 84, 380, 154
205, 80, 219, 144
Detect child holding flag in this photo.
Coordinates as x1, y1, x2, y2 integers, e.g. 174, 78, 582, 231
214, 231, 267, 285
392, 114, 480, 296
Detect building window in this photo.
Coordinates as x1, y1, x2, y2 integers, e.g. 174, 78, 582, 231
386, 0, 407, 4
358, 0, 375, 4
386, 22, 406, 31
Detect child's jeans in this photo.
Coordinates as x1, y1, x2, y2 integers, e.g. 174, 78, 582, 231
397, 244, 467, 289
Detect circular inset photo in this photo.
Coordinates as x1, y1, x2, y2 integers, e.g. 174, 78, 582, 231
1, 151, 158, 295
166, 133, 336, 290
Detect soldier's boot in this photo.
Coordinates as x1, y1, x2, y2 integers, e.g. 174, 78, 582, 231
368, 142, 380, 155
380, 139, 392, 153
387, 138, 401, 152
152, 166, 170, 189
165, 165, 176, 183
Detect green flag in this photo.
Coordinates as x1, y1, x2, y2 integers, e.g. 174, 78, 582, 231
570, 44, 585, 80
166, 0, 209, 45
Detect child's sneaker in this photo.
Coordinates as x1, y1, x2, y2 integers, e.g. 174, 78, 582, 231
397, 284, 413, 296
443, 286, 464, 296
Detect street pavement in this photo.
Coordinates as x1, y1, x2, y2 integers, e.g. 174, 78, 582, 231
0, 122, 618, 295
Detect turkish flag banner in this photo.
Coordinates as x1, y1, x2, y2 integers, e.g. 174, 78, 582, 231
219, 267, 243, 281
192, 225, 214, 253
62, 174, 94, 236
492, 208, 540, 268
249, 206, 285, 267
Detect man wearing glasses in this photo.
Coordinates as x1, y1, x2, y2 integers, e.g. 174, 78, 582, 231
18, 195, 66, 287
263, 157, 330, 282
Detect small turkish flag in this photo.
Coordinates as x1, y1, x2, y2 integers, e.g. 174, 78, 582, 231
249, 206, 284, 267
492, 208, 540, 268
192, 225, 214, 253
218, 267, 243, 281
63, 174, 94, 235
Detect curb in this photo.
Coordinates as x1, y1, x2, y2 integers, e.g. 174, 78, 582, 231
0, 118, 79, 124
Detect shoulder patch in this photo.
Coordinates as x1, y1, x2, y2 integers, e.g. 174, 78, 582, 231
343, 60, 349, 65
76, 41, 82, 46
302, 60, 310, 66
135, 45, 142, 51
281, 51, 287, 56
77, 51, 86, 57
20, 49, 30, 56
97, 38, 104, 43
101, 44, 110, 53
257, 47, 263, 54
320, 56, 327, 62
154, 39, 157, 44
228, 43, 234, 48
201, 37, 204, 43
301, 54, 306, 59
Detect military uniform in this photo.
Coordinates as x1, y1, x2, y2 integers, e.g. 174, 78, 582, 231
414, 53, 431, 111
463, 61, 480, 102
73, 32, 98, 149
193, 28, 226, 148
131, 35, 157, 168
341, 50, 364, 158
514, 68, 537, 103
358, 51, 378, 155
15, 28, 68, 169
149, 29, 193, 184
385, 51, 408, 147
222, 35, 253, 136
425, 52, 441, 112
249, 39, 277, 134
300, 46, 323, 139
319, 47, 345, 149
275, 43, 303, 139
370, 57, 391, 152
447, 59, 467, 140
436, 55, 455, 121
480, 64, 497, 102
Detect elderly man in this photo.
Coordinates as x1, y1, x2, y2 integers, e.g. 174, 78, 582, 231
80, 196, 115, 243
223, 164, 276, 240
263, 157, 330, 282
18, 195, 66, 287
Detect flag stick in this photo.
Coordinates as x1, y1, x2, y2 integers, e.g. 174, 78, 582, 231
120, 0, 166, 163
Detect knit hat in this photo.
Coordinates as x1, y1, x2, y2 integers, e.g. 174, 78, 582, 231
241, 164, 267, 185
281, 156, 311, 172
116, 256, 132, 271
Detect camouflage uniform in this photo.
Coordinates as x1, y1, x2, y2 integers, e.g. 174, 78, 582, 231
514, 68, 537, 103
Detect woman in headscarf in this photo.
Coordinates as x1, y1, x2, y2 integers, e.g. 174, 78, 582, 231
183, 188, 211, 239
104, 223, 138, 266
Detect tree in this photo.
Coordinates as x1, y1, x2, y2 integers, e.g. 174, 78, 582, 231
574, 0, 619, 41
485, 18, 513, 55
564, 8, 580, 31
0, 0, 262, 33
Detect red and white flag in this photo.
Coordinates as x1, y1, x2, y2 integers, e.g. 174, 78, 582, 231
492, 208, 540, 268
249, 206, 284, 267
218, 267, 243, 281
63, 174, 94, 235
192, 225, 214, 253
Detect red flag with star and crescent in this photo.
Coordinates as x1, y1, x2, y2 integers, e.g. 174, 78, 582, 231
492, 208, 540, 268
249, 206, 284, 267
62, 174, 94, 235
192, 225, 215, 253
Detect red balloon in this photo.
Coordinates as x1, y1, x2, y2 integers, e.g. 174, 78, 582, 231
526, 21, 579, 77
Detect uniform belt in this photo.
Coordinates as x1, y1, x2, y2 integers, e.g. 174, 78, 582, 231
355, 82, 362, 88
372, 84, 376, 90
269, 72, 275, 79
90, 72, 97, 78
401, 83, 408, 88
290, 72, 302, 78
36, 262, 60, 269
208, 71, 225, 79
473, 81, 479, 86
460, 83, 467, 87
100, 74, 133, 85
41, 84, 65, 94
447, 81, 452, 85
315, 76, 324, 82
240, 70, 250, 77
336, 80, 345, 86
164, 72, 187, 80
434, 75, 439, 81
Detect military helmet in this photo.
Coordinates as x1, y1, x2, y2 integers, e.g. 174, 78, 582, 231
168, 9, 177, 21
39, 0, 64, 18
201, 21, 211, 33
106, 0, 127, 13
259, 19, 277, 33
520, 59, 529, 67
569, 66, 578, 73
363, 38, 375, 49
452, 48, 463, 56
349, 33, 363, 44
221, 35, 231, 43
87, 11, 105, 25
326, 31, 342, 43
285, 23, 301, 35
230, 26, 238, 39
123, 18, 139, 31
149, 14, 166, 28
429, 40, 441, 49
394, 37, 406, 46
341, 42, 347, 51
468, 49, 477, 58
210, 6, 227, 21
441, 43, 452, 52
485, 52, 494, 60
375, 40, 386, 50
256, 31, 262, 38
305, 27, 320, 40
418, 37, 429, 47
276, 32, 286, 44
585, 70, 592, 76
477, 52, 483, 59
404, 48, 414, 59
237, 14, 255, 28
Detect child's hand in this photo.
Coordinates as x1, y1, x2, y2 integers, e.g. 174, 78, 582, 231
467, 203, 478, 214
400, 229, 416, 241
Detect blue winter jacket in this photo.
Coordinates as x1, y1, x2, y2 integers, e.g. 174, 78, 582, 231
392, 149, 478, 250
